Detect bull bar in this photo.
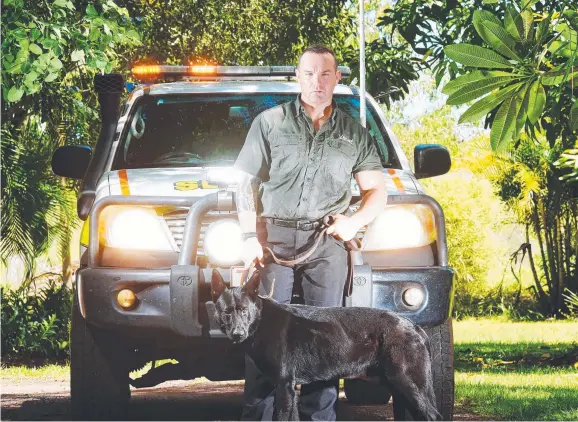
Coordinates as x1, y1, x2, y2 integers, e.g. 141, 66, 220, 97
77, 192, 453, 338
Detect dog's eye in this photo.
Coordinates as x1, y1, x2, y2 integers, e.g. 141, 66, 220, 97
241, 308, 249, 315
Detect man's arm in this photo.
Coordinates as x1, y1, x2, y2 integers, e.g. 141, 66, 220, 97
350, 169, 387, 228
327, 170, 386, 241
236, 171, 264, 267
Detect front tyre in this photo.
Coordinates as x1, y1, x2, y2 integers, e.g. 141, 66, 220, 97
70, 296, 130, 420
425, 319, 455, 420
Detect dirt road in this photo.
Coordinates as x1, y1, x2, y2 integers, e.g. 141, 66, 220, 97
1, 376, 483, 421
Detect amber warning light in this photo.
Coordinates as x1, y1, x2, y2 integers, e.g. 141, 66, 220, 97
131, 65, 352, 80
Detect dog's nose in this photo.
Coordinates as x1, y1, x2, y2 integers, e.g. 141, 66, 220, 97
231, 329, 245, 342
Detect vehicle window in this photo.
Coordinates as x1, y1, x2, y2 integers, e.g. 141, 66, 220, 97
113, 94, 400, 169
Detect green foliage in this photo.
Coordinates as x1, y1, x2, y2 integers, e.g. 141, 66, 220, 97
121, 0, 421, 107
390, 106, 527, 316
121, 0, 349, 67
1, 280, 73, 360
2, 0, 140, 103
1, 0, 139, 277
442, 4, 577, 152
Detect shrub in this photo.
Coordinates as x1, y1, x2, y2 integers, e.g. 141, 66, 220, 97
1, 279, 72, 361
389, 105, 538, 318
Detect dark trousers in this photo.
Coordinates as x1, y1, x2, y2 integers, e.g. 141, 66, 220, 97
240, 222, 348, 421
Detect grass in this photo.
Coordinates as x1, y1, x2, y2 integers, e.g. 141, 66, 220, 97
1, 319, 577, 420
454, 319, 578, 421
0, 363, 68, 379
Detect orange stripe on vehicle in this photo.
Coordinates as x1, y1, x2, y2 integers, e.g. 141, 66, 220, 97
387, 168, 406, 193
119, 169, 131, 195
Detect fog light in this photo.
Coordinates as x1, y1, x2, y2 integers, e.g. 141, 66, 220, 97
402, 287, 424, 307
117, 289, 137, 309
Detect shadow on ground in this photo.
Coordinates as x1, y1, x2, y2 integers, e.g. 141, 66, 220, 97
0, 380, 483, 421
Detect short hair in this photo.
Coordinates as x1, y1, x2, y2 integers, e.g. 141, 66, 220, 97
298, 44, 338, 70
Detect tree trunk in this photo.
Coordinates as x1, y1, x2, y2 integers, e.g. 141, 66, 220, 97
526, 225, 550, 315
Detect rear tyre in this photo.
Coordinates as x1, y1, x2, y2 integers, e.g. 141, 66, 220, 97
392, 319, 454, 420
343, 379, 392, 405
70, 296, 131, 420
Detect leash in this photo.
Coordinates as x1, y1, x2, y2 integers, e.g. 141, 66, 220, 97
243, 215, 361, 299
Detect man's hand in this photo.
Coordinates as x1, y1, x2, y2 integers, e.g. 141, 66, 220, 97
241, 237, 264, 268
326, 214, 362, 242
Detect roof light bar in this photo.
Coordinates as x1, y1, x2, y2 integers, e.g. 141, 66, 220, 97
131, 65, 351, 79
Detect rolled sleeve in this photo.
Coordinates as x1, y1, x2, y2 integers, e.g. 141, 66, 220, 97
353, 130, 384, 174
234, 113, 271, 181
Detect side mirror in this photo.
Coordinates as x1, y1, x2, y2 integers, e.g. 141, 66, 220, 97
414, 144, 451, 179
52, 145, 92, 179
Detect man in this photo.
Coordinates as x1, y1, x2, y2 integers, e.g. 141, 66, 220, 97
234, 44, 387, 421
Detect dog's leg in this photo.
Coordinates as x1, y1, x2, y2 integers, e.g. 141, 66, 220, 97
273, 381, 299, 421
386, 371, 440, 421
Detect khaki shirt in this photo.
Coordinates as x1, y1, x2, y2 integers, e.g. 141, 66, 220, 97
234, 96, 384, 220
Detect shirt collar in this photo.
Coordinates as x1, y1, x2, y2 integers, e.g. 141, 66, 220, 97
294, 94, 339, 123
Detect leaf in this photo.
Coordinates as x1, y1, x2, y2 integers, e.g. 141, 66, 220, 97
71, 49, 85, 62
570, 99, 578, 131
44, 72, 58, 82
30, 28, 42, 41
24, 71, 39, 85
443, 70, 518, 95
447, 77, 521, 105
474, 10, 503, 27
521, 10, 534, 42
444, 44, 513, 69
548, 41, 575, 58
53, 0, 67, 7
49, 57, 63, 70
29, 43, 42, 55
526, 81, 546, 124
514, 83, 531, 139
86, 4, 98, 17
473, 13, 522, 60
95, 59, 107, 70
458, 83, 523, 124
542, 70, 578, 85
505, 5, 524, 42
7, 86, 24, 102
536, 17, 550, 44
491, 95, 519, 151
126, 29, 140, 41
483, 0, 499, 4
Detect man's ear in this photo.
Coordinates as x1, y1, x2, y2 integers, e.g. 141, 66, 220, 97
242, 269, 260, 296
211, 269, 227, 302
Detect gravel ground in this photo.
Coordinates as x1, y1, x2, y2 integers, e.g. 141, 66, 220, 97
1, 376, 484, 421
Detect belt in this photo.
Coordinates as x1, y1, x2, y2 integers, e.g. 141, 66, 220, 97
259, 217, 323, 231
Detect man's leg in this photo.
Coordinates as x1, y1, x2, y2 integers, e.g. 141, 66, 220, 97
295, 231, 349, 421
241, 224, 296, 421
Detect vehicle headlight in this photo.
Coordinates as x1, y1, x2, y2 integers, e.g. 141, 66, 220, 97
204, 219, 243, 266
362, 205, 436, 251
102, 206, 175, 251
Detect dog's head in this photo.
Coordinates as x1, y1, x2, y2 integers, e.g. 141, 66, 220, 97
211, 269, 263, 344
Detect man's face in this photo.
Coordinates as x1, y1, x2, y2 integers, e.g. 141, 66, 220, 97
296, 52, 341, 107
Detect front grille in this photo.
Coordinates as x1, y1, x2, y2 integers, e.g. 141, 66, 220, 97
162, 209, 236, 254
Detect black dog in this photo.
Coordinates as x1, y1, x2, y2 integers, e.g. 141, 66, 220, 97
211, 269, 441, 421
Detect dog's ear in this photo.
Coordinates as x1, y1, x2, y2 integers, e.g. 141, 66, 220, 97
241, 269, 260, 296
211, 269, 227, 301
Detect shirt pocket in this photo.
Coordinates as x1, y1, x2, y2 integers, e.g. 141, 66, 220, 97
270, 133, 302, 175
323, 137, 357, 184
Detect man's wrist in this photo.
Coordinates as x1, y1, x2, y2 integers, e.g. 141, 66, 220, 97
242, 232, 258, 242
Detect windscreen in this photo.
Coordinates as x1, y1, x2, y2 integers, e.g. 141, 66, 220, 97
113, 94, 400, 170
